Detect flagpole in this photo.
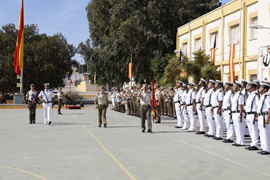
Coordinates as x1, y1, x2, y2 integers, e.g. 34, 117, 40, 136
20, 69, 23, 93
130, 53, 132, 88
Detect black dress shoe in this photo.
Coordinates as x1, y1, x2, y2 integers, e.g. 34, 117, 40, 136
212, 137, 217, 139
155, 122, 161, 123
260, 151, 270, 155
257, 151, 263, 154
48, 121, 52, 125
33, 121, 35, 124
58, 113, 63, 115
232, 143, 238, 146
207, 135, 215, 137
175, 126, 182, 128
234, 144, 245, 147
223, 139, 234, 143
29, 122, 32, 124
196, 131, 205, 134
98, 124, 101, 127
142, 129, 145, 133
148, 129, 152, 133
248, 146, 259, 150
215, 138, 222, 140
104, 124, 107, 128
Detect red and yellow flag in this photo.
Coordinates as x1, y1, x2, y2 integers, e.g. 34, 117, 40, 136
211, 48, 215, 62
152, 74, 156, 120
229, 44, 235, 83
14, 0, 24, 75
69, 79, 73, 85
128, 63, 132, 78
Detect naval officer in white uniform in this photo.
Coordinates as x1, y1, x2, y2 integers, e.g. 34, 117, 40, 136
38, 83, 55, 125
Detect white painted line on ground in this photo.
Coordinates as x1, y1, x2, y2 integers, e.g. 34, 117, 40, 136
110, 112, 270, 177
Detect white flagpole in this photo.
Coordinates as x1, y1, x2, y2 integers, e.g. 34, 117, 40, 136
238, 0, 243, 75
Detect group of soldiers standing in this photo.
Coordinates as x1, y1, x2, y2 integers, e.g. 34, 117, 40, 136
110, 78, 270, 155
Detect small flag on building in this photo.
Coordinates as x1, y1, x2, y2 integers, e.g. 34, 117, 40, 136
128, 63, 132, 78
211, 48, 215, 62
69, 79, 73, 85
14, 0, 24, 75
229, 44, 235, 83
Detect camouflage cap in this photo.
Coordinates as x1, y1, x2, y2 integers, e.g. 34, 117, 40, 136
100, 86, 105, 89
30, 84, 35, 87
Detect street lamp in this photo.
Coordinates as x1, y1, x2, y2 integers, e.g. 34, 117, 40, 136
249, 24, 270, 30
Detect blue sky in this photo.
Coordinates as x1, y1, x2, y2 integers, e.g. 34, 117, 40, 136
0, 0, 232, 63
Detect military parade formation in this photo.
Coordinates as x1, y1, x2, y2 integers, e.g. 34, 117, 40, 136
108, 78, 270, 155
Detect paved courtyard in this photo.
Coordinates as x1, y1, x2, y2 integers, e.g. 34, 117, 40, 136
0, 106, 270, 180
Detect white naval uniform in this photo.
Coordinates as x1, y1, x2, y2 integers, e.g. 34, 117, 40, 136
245, 91, 259, 148
111, 91, 116, 109
231, 91, 245, 145
203, 88, 215, 136
211, 88, 224, 138
39, 90, 54, 124
174, 88, 183, 127
180, 91, 189, 129
196, 87, 206, 132
222, 90, 234, 141
186, 89, 196, 131
241, 88, 250, 136
257, 93, 270, 153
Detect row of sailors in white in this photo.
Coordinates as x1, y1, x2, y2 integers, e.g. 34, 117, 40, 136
173, 79, 270, 155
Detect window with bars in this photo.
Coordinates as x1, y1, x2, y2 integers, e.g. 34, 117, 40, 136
210, 32, 218, 49
194, 38, 201, 52
230, 24, 240, 44
250, 17, 258, 39
182, 43, 188, 55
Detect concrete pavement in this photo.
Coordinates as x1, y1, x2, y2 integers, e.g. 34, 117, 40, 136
0, 106, 270, 180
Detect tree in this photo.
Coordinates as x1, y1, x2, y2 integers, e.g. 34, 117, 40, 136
160, 55, 188, 87
183, 50, 221, 84
0, 24, 78, 93
80, 0, 222, 85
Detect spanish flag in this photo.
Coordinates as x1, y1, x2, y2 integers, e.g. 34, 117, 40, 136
14, 0, 24, 75
128, 63, 132, 78
211, 48, 215, 62
229, 44, 235, 83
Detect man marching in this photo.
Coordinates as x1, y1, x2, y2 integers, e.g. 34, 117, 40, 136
38, 83, 55, 125
95, 86, 109, 127
57, 87, 65, 115
26, 84, 38, 124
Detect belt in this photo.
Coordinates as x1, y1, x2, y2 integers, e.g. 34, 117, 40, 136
186, 104, 193, 106
174, 101, 180, 103
258, 112, 268, 116
99, 104, 107, 106
44, 101, 52, 103
181, 103, 186, 105
205, 105, 211, 108
143, 104, 151, 107
196, 101, 201, 104
223, 109, 230, 112
212, 106, 218, 109
246, 112, 256, 115
232, 111, 240, 113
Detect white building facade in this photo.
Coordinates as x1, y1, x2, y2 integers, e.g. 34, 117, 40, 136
177, 0, 270, 82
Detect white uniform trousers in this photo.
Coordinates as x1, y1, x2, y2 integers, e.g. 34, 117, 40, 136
244, 119, 250, 136
205, 107, 215, 136
196, 104, 205, 132
232, 113, 245, 145
181, 106, 189, 129
213, 108, 223, 138
258, 115, 270, 153
223, 110, 234, 140
187, 105, 196, 131
43, 102, 52, 124
111, 98, 115, 109
175, 103, 182, 127
246, 114, 259, 148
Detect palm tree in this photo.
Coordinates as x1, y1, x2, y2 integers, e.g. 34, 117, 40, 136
183, 50, 220, 84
